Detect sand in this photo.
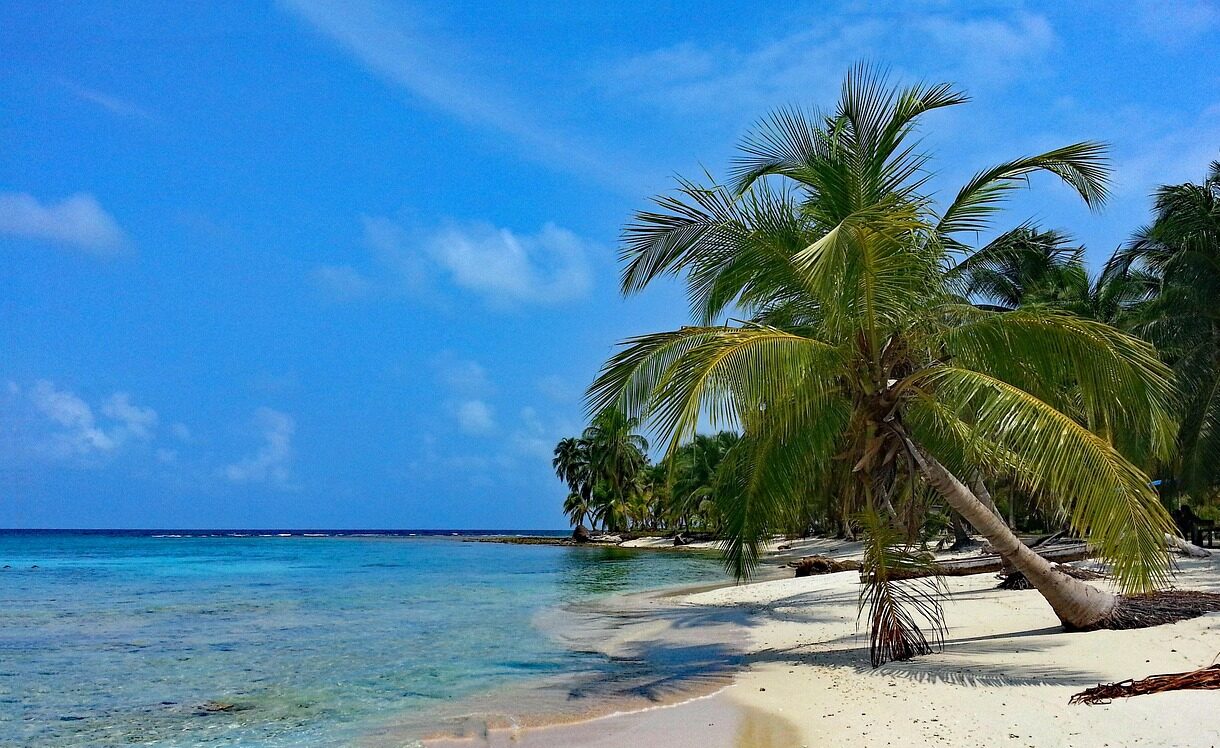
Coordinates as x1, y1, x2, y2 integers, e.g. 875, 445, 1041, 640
427, 542, 1220, 748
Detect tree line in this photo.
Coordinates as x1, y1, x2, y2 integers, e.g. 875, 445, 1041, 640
552, 408, 740, 533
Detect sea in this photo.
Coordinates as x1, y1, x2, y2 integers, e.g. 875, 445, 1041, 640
0, 530, 730, 747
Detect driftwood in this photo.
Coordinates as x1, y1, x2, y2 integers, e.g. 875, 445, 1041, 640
791, 542, 1091, 580
888, 543, 1092, 581
1071, 664, 1220, 705
1165, 532, 1211, 558
793, 555, 861, 577
998, 562, 1105, 590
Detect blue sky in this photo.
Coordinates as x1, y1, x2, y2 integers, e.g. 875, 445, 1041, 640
2, 1, 1218, 529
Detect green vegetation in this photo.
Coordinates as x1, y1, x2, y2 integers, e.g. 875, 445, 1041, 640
552, 408, 738, 533
554, 67, 1219, 664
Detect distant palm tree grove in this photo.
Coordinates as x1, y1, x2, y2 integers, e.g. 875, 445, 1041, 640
555, 67, 1220, 664
553, 408, 740, 534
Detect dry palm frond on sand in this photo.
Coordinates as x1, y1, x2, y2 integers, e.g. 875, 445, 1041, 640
1071, 663, 1220, 704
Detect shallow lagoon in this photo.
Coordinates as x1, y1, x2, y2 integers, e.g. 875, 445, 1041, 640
0, 531, 728, 747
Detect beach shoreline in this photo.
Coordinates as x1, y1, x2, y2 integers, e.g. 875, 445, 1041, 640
410, 539, 1220, 748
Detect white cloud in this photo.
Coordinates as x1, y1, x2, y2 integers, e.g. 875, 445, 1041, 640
170, 422, 193, 442
0, 192, 128, 253
222, 407, 296, 487
313, 217, 594, 307
537, 374, 578, 403
455, 399, 495, 435
101, 393, 159, 441
278, 0, 640, 191
58, 79, 156, 121
22, 381, 157, 460
918, 14, 1055, 83
429, 222, 592, 305
1110, 104, 1220, 196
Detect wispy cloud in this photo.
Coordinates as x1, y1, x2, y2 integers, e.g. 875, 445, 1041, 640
606, 11, 1055, 119
1131, 0, 1220, 48
455, 399, 495, 435
0, 192, 128, 254
507, 406, 554, 461
58, 79, 156, 121
311, 264, 377, 301
432, 352, 492, 397
1111, 104, 1220, 196
278, 0, 641, 191
7, 381, 158, 462
221, 407, 296, 487
536, 374, 578, 404
313, 217, 593, 307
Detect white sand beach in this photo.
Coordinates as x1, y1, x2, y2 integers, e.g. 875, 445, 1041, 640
428, 542, 1220, 748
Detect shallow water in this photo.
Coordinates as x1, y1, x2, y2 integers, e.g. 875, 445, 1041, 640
0, 531, 728, 747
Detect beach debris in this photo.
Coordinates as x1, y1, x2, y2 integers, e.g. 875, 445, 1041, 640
998, 563, 1105, 590
1093, 590, 1220, 630
673, 533, 692, 546
1164, 532, 1211, 558
793, 555, 860, 577
1070, 664, 1220, 705
910, 543, 1091, 580
589, 534, 623, 544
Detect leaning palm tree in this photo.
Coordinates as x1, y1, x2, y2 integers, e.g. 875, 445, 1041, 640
562, 490, 594, 530
590, 67, 1188, 664
1109, 163, 1220, 503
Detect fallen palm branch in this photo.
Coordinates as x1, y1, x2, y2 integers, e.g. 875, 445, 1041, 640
1092, 591, 1220, 630
1070, 663, 1220, 705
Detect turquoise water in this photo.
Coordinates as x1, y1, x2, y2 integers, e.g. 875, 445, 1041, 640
0, 532, 728, 747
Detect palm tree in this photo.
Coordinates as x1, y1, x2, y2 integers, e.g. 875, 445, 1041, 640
671, 432, 739, 530
589, 67, 1179, 663
582, 408, 650, 514
553, 409, 650, 532
950, 227, 1148, 324
562, 490, 594, 530
553, 437, 593, 527
1110, 162, 1220, 503
948, 227, 1083, 310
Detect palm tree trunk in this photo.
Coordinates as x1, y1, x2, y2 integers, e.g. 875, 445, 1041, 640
970, 473, 1004, 524
904, 437, 1118, 629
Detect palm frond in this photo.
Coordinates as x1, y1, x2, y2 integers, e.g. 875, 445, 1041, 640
937, 142, 1111, 237
857, 510, 947, 667
939, 306, 1178, 462
916, 366, 1175, 593
588, 324, 844, 456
